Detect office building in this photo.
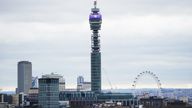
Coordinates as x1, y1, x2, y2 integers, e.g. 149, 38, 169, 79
17, 61, 32, 94
39, 77, 59, 108
0, 103, 8, 108
0, 94, 12, 104
140, 96, 164, 108
18, 93, 28, 107
11, 94, 19, 107
42, 73, 65, 91
28, 88, 38, 106
77, 76, 91, 91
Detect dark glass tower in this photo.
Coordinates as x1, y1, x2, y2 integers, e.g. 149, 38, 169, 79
89, 0, 102, 93
39, 78, 59, 108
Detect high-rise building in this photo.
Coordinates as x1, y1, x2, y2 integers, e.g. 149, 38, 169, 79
38, 78, 59, 108
42, 73, 65, 91
89, 0, 102, 93
17, 61, 32, 94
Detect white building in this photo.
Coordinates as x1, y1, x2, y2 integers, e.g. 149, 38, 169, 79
179, 96, 189, 103
77, 76, 91, 91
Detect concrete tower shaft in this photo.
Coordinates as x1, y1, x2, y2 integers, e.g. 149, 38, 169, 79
89, 0, 102, 93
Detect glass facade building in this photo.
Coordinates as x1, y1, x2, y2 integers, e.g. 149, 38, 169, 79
38, 78, 59, 108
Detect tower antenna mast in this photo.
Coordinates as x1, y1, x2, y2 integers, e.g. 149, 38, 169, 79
89, 0, 102, 93
94, 0, 97, 8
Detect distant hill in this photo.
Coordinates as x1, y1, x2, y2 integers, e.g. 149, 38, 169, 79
0, 91, 15, 94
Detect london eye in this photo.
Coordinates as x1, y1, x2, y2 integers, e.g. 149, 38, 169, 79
132, 71, 163, 97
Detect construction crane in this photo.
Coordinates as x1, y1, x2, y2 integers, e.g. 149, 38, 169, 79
32, 76, 38, 88
102, 68, 114, 90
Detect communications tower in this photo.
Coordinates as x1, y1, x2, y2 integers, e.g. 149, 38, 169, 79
89, 0, 102, 93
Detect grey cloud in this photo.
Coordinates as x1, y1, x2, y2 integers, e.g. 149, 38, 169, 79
0, 0, 192, 89
0, 0, 192, 23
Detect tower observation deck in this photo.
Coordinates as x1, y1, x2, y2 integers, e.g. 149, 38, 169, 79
89, 0, 102, 93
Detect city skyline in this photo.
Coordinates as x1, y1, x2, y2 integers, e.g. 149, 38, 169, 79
0, 0, 192, 91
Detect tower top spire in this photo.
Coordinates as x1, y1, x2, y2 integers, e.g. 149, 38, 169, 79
91, 0, 100, 13
94, 0, 97, 8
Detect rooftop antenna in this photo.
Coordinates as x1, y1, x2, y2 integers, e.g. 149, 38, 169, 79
94, 0, 97, 8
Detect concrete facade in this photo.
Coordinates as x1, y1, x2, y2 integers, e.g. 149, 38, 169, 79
17, 61, 32, 94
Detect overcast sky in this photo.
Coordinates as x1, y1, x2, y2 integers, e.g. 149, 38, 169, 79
0, 0, 192, 90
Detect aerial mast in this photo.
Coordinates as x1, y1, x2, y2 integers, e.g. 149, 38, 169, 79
94, 0, 97, 8
89, 0, 102, 93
